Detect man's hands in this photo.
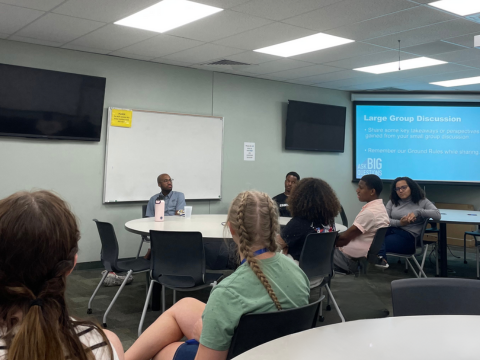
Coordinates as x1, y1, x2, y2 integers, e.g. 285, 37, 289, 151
400, 212, 416, 226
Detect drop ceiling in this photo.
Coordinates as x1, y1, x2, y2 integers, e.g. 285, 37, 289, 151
2, 0, 480, 91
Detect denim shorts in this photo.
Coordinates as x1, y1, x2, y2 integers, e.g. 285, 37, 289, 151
173, 340, 199, 360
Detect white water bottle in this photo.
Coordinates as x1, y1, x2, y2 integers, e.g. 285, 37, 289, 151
154, 194, 165, 222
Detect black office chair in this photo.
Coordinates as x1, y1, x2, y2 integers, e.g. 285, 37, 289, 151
88, 219, 150, 328
298, 232, 345, 322
391, 278, 480, 316
135, 204, 150, 258
138, 230, 223, 336
387, 219, 430, 278
339, 206, 348, 227
225, 297, 322, 360
355, 226, 390, 275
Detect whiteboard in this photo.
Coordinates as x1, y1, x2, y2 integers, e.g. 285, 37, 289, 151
104, 108, 223, 203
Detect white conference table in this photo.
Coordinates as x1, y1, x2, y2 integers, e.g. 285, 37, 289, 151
437, 209, 480, 277
125, 214, 347, 238
232, 315, 480, 360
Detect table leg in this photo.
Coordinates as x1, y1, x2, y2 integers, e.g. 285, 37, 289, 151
439, 223, 448, 277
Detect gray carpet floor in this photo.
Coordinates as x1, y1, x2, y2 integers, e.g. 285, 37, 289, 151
67, 245, 478, 351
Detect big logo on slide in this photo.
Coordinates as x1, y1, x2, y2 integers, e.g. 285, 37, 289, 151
357, 158, 382, 177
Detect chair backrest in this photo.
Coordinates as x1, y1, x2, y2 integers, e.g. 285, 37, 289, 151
392, 278, 480, 316
226, 298, 322, 360
149, 230, 205, 287
416, 219, 429, 249
339, 205, 348, 227
93, 219, 120, 272
298, 232, 338, 281
142, 204, 148, 218
366, 227, 390, 264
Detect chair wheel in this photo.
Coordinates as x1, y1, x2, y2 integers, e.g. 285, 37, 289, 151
404, 269, 408, 273
326, 305, 331, 311
397, 259, 401, 264
102, 323, 107, 328
319, 316, 325, 322
464, 261, 468, 264
87, 309, 92, 314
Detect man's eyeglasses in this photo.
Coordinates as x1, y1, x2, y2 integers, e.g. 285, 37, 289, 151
395, 185, 408, 192
160, 179, 174, 183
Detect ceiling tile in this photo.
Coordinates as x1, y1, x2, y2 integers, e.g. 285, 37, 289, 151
223, 51, 280, 65
231, 0, 339, 21
291, 42, 386, 64
61, 44, 111, 54
242, 59, 313, 75
161, 43, 244, 64
16, 13, 105, 43
268, 64, 339, 79
286, 78, 317, 85
316, 76, 378, 88
323, 6, 455, 41
167, 10, 272, 42
297, 70, 374, 84
413, 68, 480, 83
455, 58, 480, 69
403, 41, 466, 56
151, 58, 194, 68
193, 0, 251, 9
365, 19, 480, 49
213, 22, 315, 50
8, 35, 63, 47
67, 24, 157, 52
0, 3, 43, 34
283, 0, 417, 32
442, 33, 478, 48
378, 63, 471, 80
118, 35, 203, 58
255, 73, 290, 82
108, 51, 154, 61
0, 33, 8, 39
0, 0, 63, 11
394, 83, 451, 91
53, 0, 160, 23
430, 48, 480, 63
323, 51, 416, 69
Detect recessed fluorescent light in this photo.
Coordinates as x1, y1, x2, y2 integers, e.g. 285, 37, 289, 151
354, 57, 447, 74
428, 0, 480, 16
115, 0, 223, 33
431, 76, 480, 87
254, 33, 354, 57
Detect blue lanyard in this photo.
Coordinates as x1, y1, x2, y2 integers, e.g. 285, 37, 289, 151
240, 248, 269, 265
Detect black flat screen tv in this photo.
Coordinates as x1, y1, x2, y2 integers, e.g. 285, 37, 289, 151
285, 100, 346, 152
0, 63, 106, 141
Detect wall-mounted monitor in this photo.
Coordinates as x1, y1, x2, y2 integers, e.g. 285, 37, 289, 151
285, 100, 346, 152
353, 101, 480, 184
0, 63, 106, 141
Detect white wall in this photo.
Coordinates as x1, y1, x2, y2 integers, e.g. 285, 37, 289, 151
0, 39, 359, 262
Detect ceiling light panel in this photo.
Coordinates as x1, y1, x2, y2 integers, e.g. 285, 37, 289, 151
428, 0, 480, 16
354, 57, 447, 74
115, 0, 223, 33
431, 76, 480, 87
254, 33, 354, 57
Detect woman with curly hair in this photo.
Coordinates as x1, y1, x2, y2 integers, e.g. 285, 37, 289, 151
0, 190, 124, 360
377, 176, 441, 267
277, 178, 341, 262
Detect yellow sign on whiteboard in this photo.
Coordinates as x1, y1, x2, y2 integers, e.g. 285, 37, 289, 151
111, 109, 132, 128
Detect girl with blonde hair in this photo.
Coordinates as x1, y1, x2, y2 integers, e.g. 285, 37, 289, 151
126, 190, 309, 360
0, 190, 124, 360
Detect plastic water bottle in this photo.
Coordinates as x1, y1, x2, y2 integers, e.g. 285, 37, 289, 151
155, 194, 165, 222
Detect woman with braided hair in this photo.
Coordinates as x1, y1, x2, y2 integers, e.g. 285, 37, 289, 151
0, 190, 124, 360
126, 190, 309, 360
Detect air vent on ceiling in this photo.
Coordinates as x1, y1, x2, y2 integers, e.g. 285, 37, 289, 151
204, 59, 251, 66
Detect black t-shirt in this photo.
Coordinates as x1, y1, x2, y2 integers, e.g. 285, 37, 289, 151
281, 217, 335, 261
273, 193, 291, 217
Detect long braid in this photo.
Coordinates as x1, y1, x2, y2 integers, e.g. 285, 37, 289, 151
236, 192, 282, 310
263, 192, 279, 252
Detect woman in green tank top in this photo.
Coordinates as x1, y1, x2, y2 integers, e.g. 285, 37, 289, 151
126, 191, 310, 360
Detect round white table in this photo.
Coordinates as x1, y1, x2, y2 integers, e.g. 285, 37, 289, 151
232, 315, 480, 360
125, 214, 347, 238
